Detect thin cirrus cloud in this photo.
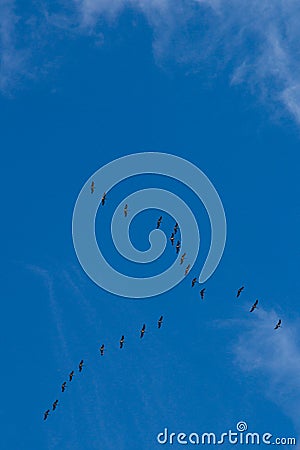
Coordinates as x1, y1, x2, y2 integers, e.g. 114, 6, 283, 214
1, 0, 300, 124
73, 0, 300, 124
233, 308, 300, 437
0, 0, 27, 94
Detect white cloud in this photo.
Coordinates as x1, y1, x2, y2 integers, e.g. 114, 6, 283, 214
233, 308, 300, 436
2, 0, 300, 124
71, 0, 300, 124
0, 0, 28, 94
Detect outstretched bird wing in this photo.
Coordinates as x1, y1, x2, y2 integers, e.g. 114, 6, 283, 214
274, 320, 281, 329
237, 286, 244, 298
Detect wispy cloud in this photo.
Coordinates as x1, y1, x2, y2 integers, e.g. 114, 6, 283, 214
26, 263, 110, 449
0, 0, 28, 94
233, 308, 300, 435
26, 263, 71, 360
70, 0, 300, 124
2, 0, 300, 124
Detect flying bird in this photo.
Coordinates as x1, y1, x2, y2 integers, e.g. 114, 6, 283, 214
158, 316, 163, 329
200, 288, 206, 299
91, 181, 95, 194
236, 286, 244, 298
274, 319, 282, 330
250, 300, 258, 312
100, 344, 105, 356
176, 241, 181, 254
101, 192, 106, 206
79, 360, 84, 372
124, 204, 128, 217
180, 252, 186, 265
185, 264, 191, 276
119, 335, 125, 349
52, 400, 58, 411
170, 233, 175, 246
140, 324, 146, 338
192, 277, 197, 287
156, 216, 162, 229
43, 410, 50, 421
69, 371, 74, 382
174, 222, 179, 234
61, 382, 66, 393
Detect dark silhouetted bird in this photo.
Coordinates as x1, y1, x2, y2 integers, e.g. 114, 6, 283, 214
44, 410, 50, 421
250, 300, 258, 312
79, 360, 84, 372
69, 371, 74, 382
274, 319, 282, 330
124, 204, 128, 217
52, 400, 58, 411
176, 241, 181, 254
120, 336, 125, 349
61, 382, 66, 393
91, 181, 95, 194
180, 252, 186, 265
236, 286, 244, 298
100, 344, 105, 355
157, 216, 162, 229
192, 277, 197, 287
170, 233, 175, 246
140, 324, 146, 338
101, 192, 106, 206
158, 316, 163, 329
200, 288, 206, 299
174, 222, 179, 234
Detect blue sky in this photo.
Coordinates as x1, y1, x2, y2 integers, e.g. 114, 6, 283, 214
1, 1, 300, 449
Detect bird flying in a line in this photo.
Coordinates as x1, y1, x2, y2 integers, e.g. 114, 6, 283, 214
101, 192, 106, 206
69, 371, 74, 382
44, 410, 50, 421
140, 324, 146, 338
79, 360, 84, 372
274, 319, 282, 330
236, 286, 244, 298
176, 241, 181, 254
200, 288, 206, 299
174, 222, 179, 234
158, 316, 163, 329
180, 252, 186, 265
157, 216, 162, 229
124, 204, 128, 217
61, 382, 66, 393
170, 233, 175, 246
91, 181, 95, 194
100, 344, 105, 356
119, 336, 125, 349
52, 400, 58, 411
192, 277, 197, 287
185, 264, 191, 276
250, 300, 258, 312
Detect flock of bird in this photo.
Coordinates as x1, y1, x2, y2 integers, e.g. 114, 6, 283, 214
43, 317, 164, 421
43, 360, 84, 420
43, 183, 282, 420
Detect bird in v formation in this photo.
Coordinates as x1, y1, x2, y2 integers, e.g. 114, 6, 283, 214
43, 214, 283, 420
